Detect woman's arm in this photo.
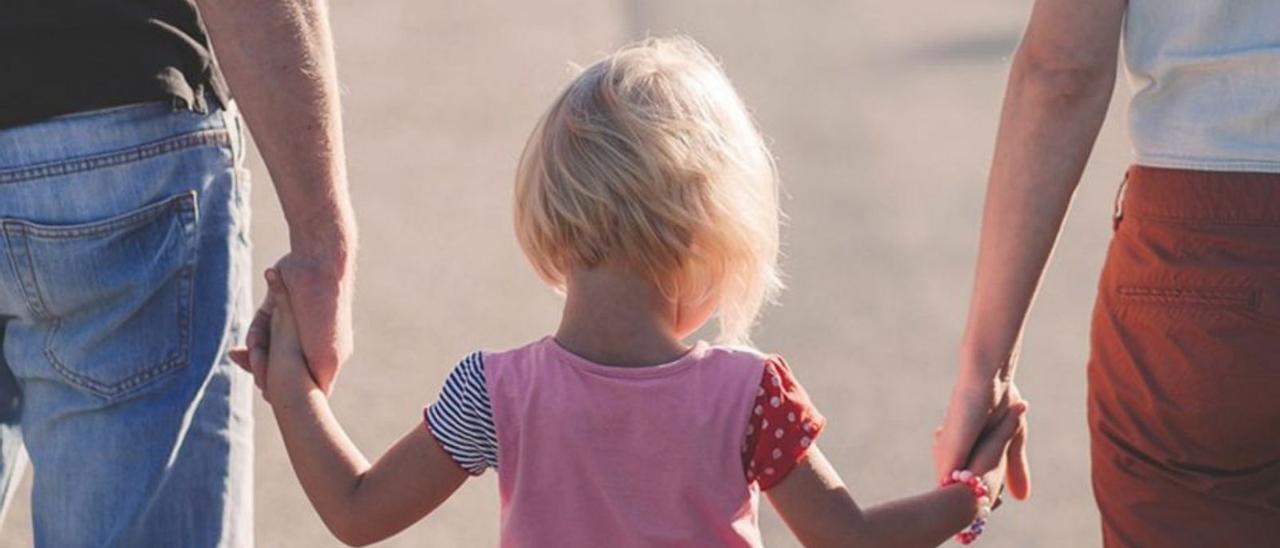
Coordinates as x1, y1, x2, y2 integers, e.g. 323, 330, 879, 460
264, 271, 469, 546
935, 0, 1127, 499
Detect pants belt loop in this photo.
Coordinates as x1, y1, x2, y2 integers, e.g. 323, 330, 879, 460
1113, 169, 1130, 231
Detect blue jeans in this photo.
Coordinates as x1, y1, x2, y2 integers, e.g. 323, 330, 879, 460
0, 101, 253, 547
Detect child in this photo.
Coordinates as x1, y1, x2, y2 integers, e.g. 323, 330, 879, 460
242, 36, 1027, 547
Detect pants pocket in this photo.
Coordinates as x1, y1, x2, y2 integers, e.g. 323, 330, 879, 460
1, 192, 199, 400
1115, 285, 1259, 310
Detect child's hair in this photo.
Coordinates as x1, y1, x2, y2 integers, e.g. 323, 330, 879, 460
514, 36, 782, 344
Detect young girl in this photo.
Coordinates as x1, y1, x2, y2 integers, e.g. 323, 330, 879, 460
244, 36, 1026, 547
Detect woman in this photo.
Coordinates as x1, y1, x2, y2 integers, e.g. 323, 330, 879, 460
934, 0, 1280, 546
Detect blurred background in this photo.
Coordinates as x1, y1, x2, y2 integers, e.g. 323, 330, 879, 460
2, 1, 1134, 546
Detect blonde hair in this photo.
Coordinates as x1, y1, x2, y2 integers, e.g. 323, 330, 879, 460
514, 36, 781, 345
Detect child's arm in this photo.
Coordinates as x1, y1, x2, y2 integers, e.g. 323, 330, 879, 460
263, 270, 470, 546
767, 448, 976, 547
768, 404, 1026, 547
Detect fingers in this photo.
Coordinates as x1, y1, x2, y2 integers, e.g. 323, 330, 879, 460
233, 267, 301, 403
967, 401, 1028, 473
266, 268, 301, 344
937, 426, 982, 480
245, 298, 274, 353
937, 409, 980, 472
1004, 383, 1031, 500
1006, 418, 1031, 500
266, 267, 292, 315
251, 344, 269, 402
935, 391, 1002, 479
236, 269, 291, 401
265, 268, 302, 345
267, 267, 314, 363
229, 349, 251, 372
239, 292, 275, 395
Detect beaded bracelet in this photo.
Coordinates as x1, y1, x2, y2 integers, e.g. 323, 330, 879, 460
941, 470, 993, 545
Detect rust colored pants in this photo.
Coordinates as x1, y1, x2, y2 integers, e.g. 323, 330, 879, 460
1089, 166, 1280, 547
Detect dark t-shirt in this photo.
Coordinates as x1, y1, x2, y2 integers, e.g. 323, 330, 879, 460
0, 1, 229, 129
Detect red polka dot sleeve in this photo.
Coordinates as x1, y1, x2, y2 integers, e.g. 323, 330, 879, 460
742, 356, 826, 490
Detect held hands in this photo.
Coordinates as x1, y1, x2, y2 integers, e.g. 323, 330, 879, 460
935, 374, 1031, 501
231, 268, 321, 403
958, 399, 1029, 509
230, 251, 354, 395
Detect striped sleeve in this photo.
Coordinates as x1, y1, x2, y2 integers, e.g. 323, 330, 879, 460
424, 352, 498, 475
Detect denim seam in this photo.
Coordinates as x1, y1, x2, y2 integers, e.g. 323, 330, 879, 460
6, 193, 197, 240
40, 262, 194, 399
2, 227, 53, 320
42, 318, 189, 397
0, 130, 231, 185
19, 230, 50, 319
0, 232, 20, 318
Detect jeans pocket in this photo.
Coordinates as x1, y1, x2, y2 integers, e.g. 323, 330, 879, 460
2, 192, 199, 400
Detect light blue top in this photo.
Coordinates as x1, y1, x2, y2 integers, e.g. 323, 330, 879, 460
1124, 0, 1280, 173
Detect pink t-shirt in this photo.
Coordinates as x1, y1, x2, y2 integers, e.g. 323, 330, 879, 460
426, 337, 824, 547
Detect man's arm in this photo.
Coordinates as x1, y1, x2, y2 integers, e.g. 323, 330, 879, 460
197, 0, 357, 392
935, 0, 1126, 499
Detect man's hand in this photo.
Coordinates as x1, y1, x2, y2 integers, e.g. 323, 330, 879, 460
934, 376, 1030, 500
232, 251, 352, 395
274, 249, 354, 392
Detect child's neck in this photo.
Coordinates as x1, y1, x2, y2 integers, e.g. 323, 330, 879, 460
555, 266, 690, 368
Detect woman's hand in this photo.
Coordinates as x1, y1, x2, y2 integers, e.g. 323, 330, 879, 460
961, 398, 1029, 507
935, 376, 1031, 500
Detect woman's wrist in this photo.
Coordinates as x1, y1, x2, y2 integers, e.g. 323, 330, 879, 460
958, 346, 1015, 387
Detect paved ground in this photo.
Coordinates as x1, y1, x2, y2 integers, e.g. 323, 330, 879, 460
2, 1, 1135, 546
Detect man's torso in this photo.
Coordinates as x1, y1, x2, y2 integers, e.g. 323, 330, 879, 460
0, 0, 228, 129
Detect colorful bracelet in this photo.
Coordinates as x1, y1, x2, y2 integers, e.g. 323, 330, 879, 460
941, 470, 993, 545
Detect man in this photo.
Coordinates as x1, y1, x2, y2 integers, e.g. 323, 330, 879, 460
0, 0, 355, 545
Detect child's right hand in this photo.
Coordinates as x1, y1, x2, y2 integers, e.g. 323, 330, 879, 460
963, 401, 1029, 511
